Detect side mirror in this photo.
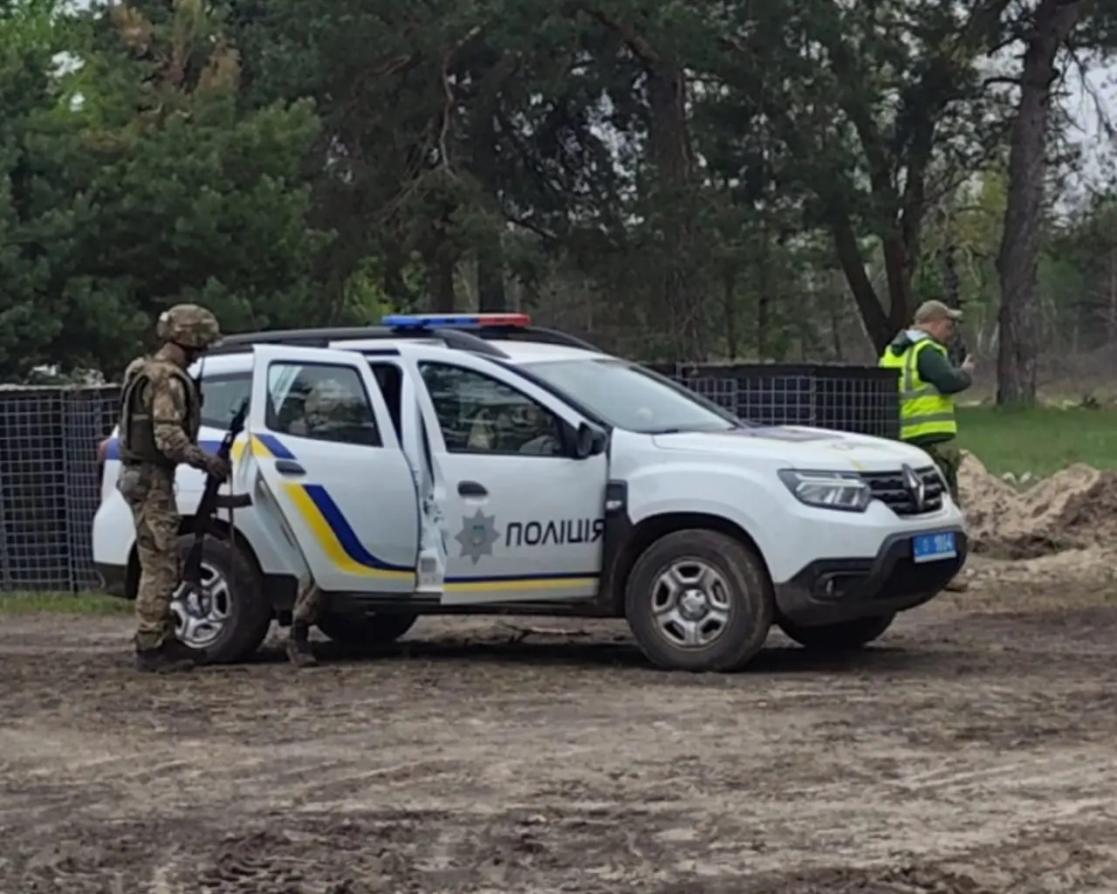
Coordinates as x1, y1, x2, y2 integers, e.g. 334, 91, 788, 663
574, 422, 606, 459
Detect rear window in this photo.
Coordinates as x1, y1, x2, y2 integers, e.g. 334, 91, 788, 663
200, 373, 251, 429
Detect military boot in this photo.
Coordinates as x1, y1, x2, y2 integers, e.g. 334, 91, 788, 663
945, 572, 970, 593
135, 638, 206, 673
286, 622, 318, 668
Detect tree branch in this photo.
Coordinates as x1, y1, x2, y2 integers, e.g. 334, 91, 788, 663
437, 25, 483, 175
503, 209, 559, 242
567, 2, 662, 66
831, 211, 891, 349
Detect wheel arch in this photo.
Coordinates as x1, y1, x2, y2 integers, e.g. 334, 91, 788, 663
124, 515, 265, 600
605, 511, 772, 615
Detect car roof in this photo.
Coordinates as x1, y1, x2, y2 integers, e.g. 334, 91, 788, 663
209, 323, 597, 353
193, 331, 609, 376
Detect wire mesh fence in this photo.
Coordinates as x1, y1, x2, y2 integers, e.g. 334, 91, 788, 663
0, 387, 119, 593
0, 364, 899, 593
660, 363, 900, 438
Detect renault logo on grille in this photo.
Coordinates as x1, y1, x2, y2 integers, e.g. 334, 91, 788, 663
902, 464, 926, 511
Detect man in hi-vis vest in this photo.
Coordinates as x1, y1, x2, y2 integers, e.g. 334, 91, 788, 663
880, 299, 974, 505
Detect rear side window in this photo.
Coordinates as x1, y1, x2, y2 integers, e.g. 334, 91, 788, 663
200, 373, 251, 429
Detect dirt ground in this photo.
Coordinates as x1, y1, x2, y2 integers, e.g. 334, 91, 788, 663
2, 562, 1117, 894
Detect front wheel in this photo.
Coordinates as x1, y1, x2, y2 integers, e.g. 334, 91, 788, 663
172, 535, 271, 663
317, 612, 419, 646
625, 529, 773, 672
778, 614, 895, 652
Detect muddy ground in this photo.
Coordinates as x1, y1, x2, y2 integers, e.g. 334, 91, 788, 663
2, 561, 1117, 894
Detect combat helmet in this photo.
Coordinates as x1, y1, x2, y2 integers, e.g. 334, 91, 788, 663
156, 303, 222, 350
304, 378, 351, 428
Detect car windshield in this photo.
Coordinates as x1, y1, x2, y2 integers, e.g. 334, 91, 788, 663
521, 358, 738, 434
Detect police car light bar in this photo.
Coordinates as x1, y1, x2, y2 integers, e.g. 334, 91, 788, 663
382, 313, 532, 330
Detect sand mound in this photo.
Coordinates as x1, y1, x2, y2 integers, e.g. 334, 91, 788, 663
967, 548, 1117, 597
960, 453, 1117, 558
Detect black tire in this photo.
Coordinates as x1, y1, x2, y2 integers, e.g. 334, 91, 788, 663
317, 612, 419, 646
174, 535, 271, 664
779, 614, 895, 652
624, 529, 773, 672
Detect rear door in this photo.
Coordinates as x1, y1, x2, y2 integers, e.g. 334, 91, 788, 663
397, 345, 608, 604
245, 345, 420, 595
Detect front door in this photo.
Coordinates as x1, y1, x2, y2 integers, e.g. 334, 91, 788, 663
398, 346, 608, 604
246, 345, 420, 595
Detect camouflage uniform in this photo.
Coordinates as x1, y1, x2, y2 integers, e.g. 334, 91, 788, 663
118, 304, 224, 671
291, 582, 323, 639
285, 379, 352, 668
923, 440, 962, 507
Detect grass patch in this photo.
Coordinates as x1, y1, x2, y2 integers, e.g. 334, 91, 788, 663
0, 592, 130, 615
957, 406, 1117, 477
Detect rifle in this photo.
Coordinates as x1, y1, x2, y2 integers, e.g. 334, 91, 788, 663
181, 398, 250, 595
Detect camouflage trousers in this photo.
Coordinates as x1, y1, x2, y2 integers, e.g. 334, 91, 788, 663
293, 582, 323, 627
921, 440, 962, 506
119, 464, 180, 650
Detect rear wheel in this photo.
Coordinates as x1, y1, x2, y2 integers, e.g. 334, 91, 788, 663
172, 535, 271, 663
779, 614, 895, 652
624, 529, 773, 672
317, 612, 419, 646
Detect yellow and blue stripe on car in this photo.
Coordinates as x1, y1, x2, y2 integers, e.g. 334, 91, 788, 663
103, 433, 599, 593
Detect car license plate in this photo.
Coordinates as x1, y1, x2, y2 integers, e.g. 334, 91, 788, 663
912, 531, 957, 563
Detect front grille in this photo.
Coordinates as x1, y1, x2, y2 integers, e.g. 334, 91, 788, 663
861, 467, 944, 516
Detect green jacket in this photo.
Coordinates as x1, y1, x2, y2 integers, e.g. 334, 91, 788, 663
885, 330, 972, 396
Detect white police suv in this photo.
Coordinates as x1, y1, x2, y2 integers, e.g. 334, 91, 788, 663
92, 314, 967, 671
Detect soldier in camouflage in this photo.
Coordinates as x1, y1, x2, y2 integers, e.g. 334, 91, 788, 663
118, 304, 229, 673
285, 378, 354, 668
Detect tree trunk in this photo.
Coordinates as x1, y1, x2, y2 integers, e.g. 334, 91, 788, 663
1107, 249, 1117, 343
756, 219, 771, 359
831, 215, 894, 350
944, 238, 967, 364
477, 237, 506, 312
470, 82, 511, 312
722, 264, 739, 359
646, 62, 700, 361
996, 0, 1085, 406
574, 6, 699, 360
830, 296, 845, 361
383, 236, 412, 309
428, 252, 456, 313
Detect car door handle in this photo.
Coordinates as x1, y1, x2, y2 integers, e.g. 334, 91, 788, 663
275, 459, 306, 476
458, 480, 487, 497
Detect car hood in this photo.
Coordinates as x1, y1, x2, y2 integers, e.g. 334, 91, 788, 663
650, 426, 932, 472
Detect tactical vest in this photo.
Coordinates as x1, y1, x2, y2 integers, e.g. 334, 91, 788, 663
879, 338, 958, 442
119, 360, 200, 467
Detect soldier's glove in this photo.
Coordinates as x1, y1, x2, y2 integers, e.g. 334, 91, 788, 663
203, 454, 231, 483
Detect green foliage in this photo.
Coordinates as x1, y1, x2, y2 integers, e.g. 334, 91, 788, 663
0, 0, 1115, 378
1, 0, 327, 381
0, 0, 76, 377
958, 407, 1117, 476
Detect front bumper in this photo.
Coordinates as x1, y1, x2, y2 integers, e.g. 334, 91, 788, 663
774, 527, 967, 627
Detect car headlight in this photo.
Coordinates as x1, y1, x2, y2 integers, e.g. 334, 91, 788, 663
778, 470, 871, 512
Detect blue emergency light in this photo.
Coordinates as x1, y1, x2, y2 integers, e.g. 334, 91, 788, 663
382, 313, 532, 330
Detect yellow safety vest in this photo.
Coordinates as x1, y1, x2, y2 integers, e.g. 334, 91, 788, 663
879, 338, 957, 442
